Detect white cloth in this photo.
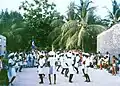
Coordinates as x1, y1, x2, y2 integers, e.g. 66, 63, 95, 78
74, 56, 80, 67
61, 56, 68, 68
90, 55, 94, 64
84, 66, 88, 74
14, 57, 19, 68
81, 56, 86, 69
113, 63, 116, 67
48, 56, 57, 74
85, 58, 90, 67
38, 58, 45, 74
18, 56, 23, 66
67, 58, 75, 74
8, 58, 16, 80
104, 54, 110, 57
82, 56, 86, 64
84, 57, 90, 74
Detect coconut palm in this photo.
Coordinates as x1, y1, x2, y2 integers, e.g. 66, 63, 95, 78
105, 0, 120, 27
2, 22, 26, 51
66, 2, 77, 20
48, 19, 64, 50
55, 0, 106, 52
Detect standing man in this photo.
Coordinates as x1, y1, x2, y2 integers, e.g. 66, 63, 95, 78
61, 53, 69, 77
74, 53, 80, 74
18, 53, 23, 72
81, 53, 86, 76
38, 55, 45, 84
84, 53, 91, 82
104, 52, 110, 65
66, 52, 75, 83
48, 51, 57, 85
8, 53, 17, 85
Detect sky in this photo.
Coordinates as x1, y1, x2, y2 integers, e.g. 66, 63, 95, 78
0, 0, 119, 18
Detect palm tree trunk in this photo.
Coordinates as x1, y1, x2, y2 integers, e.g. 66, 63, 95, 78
52, 44, 54, 51
78, 26, 84, 47
82, 38, 84, 52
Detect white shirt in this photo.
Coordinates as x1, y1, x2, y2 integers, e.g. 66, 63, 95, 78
74, 56, 80, 67
9, 58, 15, 68
39, 58, 45, 66
82, 56, 86, 64
85, 58, 90, 67
48, 56, 57, 67
67, 58, 75, 74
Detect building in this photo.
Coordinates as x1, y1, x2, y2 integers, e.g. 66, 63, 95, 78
97, 23, 120, 57
0, 35, 6, 56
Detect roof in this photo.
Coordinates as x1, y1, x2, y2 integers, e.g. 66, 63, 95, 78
97, 23, 120, 38
0, 35, 6, 39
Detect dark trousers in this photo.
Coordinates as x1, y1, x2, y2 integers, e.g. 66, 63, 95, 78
74, 67, 79, 74
19, 65, 23, 72
69, 74, 73, 82
39, 74, 44, 83
82, 69, 85, 76
57, 65, 61, 71
61, 68, 69, 77
65, 68, 69, 77
49, 74, 56, 84
85, 74, 90, 82
61, 68, 66, 74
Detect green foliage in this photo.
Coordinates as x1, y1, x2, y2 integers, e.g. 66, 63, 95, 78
1, 0, 116, 52
19, 0, 64, 50
105, 0, 120, 27
0, 10, 28, 51
1, 58, 8, 66
52, 0, 106, 52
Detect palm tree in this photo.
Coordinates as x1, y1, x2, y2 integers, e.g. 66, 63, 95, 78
48, 19, 65, 50
66, 2, 77, 20
2, 22, 26, 51
105, 0, 120, 27
54, 0, 106, 52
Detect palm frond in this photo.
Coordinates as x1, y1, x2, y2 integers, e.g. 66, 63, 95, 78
48, 27, 61, 41
115, 8, 120, 19
104, 6, 114, 19
66, 31, 78, 49
88, 24, 106, 33
53, 34, 62, 45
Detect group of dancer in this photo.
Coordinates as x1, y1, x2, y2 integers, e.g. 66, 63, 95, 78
36, 50, 91, 85
1, 49, 120, 85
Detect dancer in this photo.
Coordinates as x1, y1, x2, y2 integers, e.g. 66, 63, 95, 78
38, 54, 45, 84
48, 51, 57, 85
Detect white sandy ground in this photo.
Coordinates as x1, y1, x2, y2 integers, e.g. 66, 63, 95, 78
13, 67, 120, 86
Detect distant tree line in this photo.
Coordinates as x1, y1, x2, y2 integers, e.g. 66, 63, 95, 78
0, 0, 120, 52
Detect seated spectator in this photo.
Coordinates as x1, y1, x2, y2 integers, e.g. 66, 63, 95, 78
112, 55, 117, 75
103, 56, 109, 69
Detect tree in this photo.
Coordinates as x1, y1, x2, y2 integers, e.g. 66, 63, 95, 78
54, 0, 106, 52
19, 0, 64, 50
105, 0, 120, 27
0, 10, 27, 51
66, 2, 77, 20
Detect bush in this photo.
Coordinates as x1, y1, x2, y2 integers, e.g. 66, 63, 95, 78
0, 69, 9, 86
0, 58, 9, 86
